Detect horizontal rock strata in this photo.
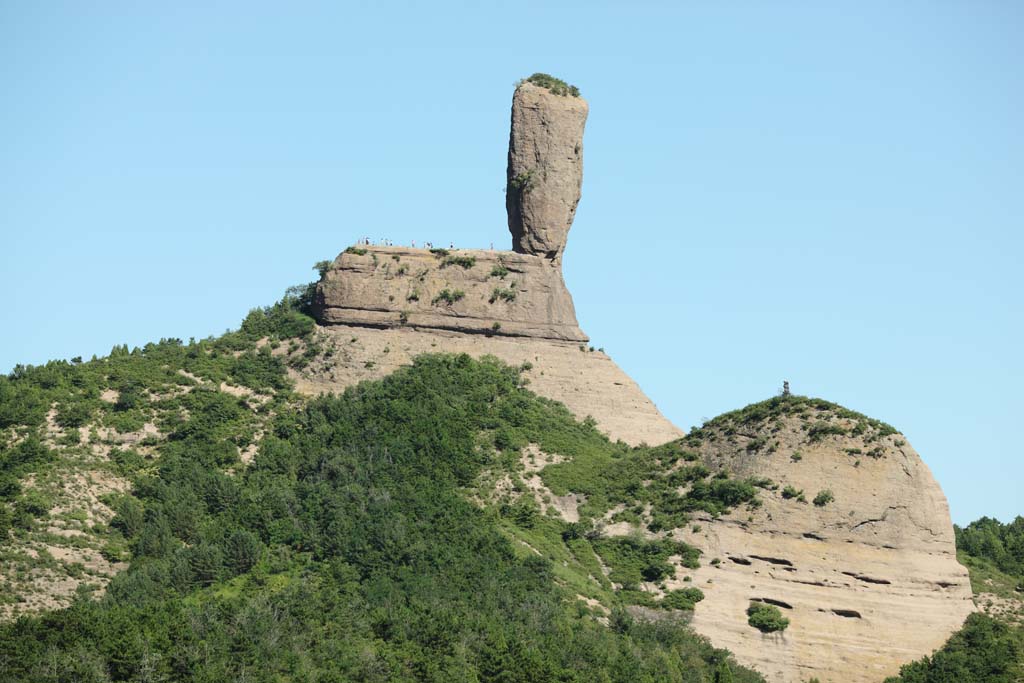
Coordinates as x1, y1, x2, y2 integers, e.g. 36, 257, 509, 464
665, 413, 974, 682
313, 247, 586, 342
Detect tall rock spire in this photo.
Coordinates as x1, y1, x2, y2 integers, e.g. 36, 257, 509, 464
506, 75, 588, 263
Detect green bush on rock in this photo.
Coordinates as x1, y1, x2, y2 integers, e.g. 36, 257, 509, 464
747, 601, 790, 633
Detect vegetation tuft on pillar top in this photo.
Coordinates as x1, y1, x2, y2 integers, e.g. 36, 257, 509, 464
522, 72, 580, 97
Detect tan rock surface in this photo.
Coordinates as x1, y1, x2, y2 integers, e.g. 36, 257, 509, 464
291, 323, 682, 447
506, 81, 588, 262
313, 246, 586, 342
655, 406, 974, 683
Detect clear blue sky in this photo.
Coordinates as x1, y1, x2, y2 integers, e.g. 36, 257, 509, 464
2, 2, 1021, 525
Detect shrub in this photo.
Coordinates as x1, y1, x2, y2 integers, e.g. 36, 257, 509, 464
781, 485, 803, 500
432, 289, 465, 306
240, 301, 315, 340
490, 265, 509, 279
661, 587, 705, 610
313, 260, 333, 277
747, 601, 789, 633
808, 422, 848, 442
524, 72, 581, 97
441, 255, 476, 269
344, 246, 367, 256
510, 170, 535, 192
429, 247, 450, 257
813, 489, 834, 507
489, 287, 517, 304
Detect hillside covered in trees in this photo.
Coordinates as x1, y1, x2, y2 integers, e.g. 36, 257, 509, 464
0, 283, 1021, 681
0, 289, 764, 682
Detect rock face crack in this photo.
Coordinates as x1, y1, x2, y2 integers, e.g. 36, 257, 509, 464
849, 504, 943, 539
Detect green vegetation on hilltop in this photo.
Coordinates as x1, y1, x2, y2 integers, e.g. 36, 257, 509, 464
0, 293, 319, 545
523, 72, 581, 97
0, 323, 764, 682
686, 394, 898, 446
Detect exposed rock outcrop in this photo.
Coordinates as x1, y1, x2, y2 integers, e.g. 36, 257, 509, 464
659, 403, 974, 682
313, 246, 586, 342
506, 80, 588, 262
291, 324, 683, 447
308, 75, 680, 447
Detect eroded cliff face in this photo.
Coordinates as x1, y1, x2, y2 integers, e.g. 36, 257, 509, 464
663, 405, 974, 683
313, 247, 586, 342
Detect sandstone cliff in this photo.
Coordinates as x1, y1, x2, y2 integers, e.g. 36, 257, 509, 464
659, 400, 973, 682
313, 246, 586, 342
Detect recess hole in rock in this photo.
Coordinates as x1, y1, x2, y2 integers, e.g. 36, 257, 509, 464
831, 608, 862, 618
842, 571, 891, 585
752, 597, 793, 610
749, 555, 794, 567
729, 556, 752, 565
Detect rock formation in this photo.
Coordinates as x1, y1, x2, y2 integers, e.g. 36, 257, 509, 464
308, 75, 974, 682
313, 247, 586, 342
309, 75, 679, 447
661, 403, 974, 683
506, 78, 588, 262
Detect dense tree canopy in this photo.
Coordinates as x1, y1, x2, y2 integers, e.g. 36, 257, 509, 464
0, 349, 761, 682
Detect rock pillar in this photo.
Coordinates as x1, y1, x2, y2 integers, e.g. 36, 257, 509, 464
506, 79, 588, 262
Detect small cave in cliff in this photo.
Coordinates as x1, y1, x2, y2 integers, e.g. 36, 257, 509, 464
749, 555, 794, 567
751, 597, 793, 610
842, 571, 891, 585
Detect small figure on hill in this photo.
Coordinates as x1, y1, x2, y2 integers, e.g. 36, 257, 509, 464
783, 381, 791, 397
